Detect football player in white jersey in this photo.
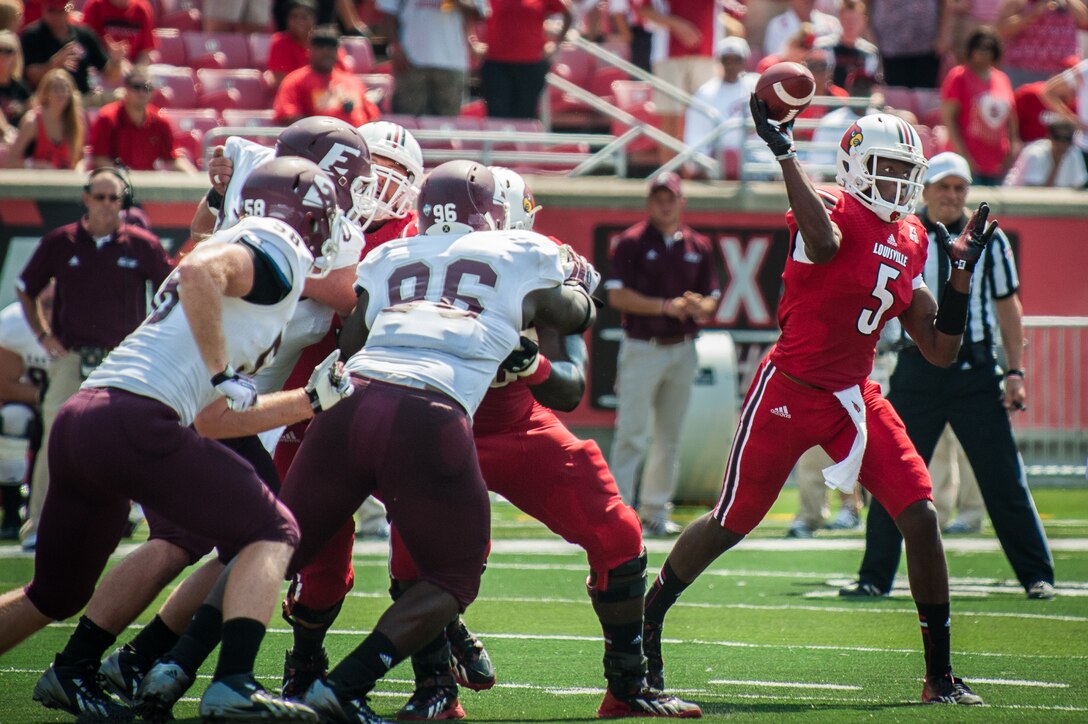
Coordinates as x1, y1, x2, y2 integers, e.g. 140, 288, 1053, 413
261, 160, 595, 723
0, 291, 52, 540
0, 158, 353, 724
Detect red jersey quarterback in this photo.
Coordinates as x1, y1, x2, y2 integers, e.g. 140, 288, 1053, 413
643, 100, 999, 706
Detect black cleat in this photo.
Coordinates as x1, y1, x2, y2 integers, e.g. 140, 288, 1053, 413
446, 617, 495, 691
643, 621, 664, 691
396, 675, 465, 720
32, 657, 133, 722
838, 580, 889, 598
199, 673, 318, 722
100, 644, 152, 706
922, 673, 984, 705
134, 660, 193, 722
283, 647, 330, 699
304, 678, 390, 723
597, 687, 702, 718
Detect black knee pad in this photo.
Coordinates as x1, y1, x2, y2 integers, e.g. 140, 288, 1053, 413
282, 596, 344, 630
589, 549, 647, 604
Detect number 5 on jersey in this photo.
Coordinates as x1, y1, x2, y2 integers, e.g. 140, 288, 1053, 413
857, 263, 900, 335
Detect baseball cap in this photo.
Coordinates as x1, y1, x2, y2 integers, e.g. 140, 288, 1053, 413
310, 26, 341, 47
648, 171, 682, 197
716, 36, 750, 61
925, 152, 972, 185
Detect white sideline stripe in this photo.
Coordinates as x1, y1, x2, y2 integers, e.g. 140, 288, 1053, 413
725, 693, 1088, 712
339, 590, 1088, 624
969, 678, 1069, 688
708, 679, 861, 690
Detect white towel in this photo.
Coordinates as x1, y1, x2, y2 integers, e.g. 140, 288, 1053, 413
822, 385, 867, 494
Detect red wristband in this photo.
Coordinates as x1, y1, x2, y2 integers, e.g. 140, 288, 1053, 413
523, 355, 552, 386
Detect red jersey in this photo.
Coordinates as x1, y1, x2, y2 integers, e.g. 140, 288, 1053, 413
364, 211, 417, 251
89, 101, 178, 170
485, 0, 568, 64
939, 64, 1015, 176
29, 112, 72, 169
273, 66, 380, 126
81, 0, 156, 61
267, 33, 349, 77
770, 188, 927, 391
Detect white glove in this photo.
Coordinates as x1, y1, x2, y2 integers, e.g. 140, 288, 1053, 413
559, 244, 601, 295
212, 367, 258, 412
306, 350, 354, 412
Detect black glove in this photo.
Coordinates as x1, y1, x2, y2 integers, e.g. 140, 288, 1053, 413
749, 94, 795, 160
936, 202, 999, 272
500, 335, 541, 377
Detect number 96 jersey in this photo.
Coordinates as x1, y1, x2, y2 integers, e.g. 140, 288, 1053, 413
348, 229, 566, 417
771, 188, 928, 391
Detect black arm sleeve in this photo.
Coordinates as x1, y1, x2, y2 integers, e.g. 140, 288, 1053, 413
240, 241, 293, 305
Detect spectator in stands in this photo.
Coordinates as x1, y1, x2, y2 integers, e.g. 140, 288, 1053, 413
793, 46, 848, 141
7, 67, 83, 169
80, 0, 156, 66
637, 0, 722, 163
818, 0, 882, 91
996, 0, 1088, 88
1015, 63, 1077, 142
608, 0, 652, 72
273, 0, 371, 37
869, 0, 950, 88
764, 0, 841, 57
379, 0, 486, 116
1042, 57, 1088, 163
0, 0, 23, 31
481, 0, 573, 119
1004, 116, 1088, 185
20, 0, 124, 97
0, 29, 29, 141
267, 0, 350, 90
89, 66, 197, 172
756, 22, 815, 73
806, 75, 880, 172
682, 36, 756, 178
940, 26, 1019, 184
204, 0, 273, 34
274, 25, 380, 125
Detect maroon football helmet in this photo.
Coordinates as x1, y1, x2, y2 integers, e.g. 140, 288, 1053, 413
417, 160, 505, 235
275, 116, 377, 228
239, 156, 345, 277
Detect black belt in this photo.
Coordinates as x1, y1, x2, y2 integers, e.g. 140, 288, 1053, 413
631, 334, 694, 346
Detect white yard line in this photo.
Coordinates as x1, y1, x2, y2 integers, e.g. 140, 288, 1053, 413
707, 679, 862, 690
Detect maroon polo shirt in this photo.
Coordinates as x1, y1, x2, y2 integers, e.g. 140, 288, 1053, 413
18, 221, 174, 350
89, 101, 178, 171
607, 219, 718, 340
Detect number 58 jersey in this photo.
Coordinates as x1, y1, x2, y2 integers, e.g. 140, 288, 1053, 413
347, 229, 567, 417
771, 188, 929, 391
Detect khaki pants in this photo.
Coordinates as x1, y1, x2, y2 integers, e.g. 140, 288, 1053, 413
20, 354, 83, 543
929, 425, 983, 528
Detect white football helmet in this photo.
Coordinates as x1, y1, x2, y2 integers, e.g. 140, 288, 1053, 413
358, 121, 424, 221
490, 166, 541, 230
835, 114, 928, 222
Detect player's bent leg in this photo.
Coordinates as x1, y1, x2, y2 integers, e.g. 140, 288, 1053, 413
0, 587, 52, 654
281, 595, 343, 698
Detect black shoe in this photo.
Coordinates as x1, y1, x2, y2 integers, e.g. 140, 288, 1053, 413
32, 657, 133, 721
922, 673, 984, 705
283, 647, 330, 699
396, 676, 465, 720
597, 687, 702, 718
446, 617, 495, 691
199, 673, 318, 722
100, 644, 152, 706
643, 621, 664, 691
838, 580, 888, 598
304, 678, 390, 723
134, 659, 193, 722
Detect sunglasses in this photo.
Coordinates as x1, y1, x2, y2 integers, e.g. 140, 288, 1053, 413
90, 193, 122, 202
127, 81, 153, 92
1051, 133, 1075, 142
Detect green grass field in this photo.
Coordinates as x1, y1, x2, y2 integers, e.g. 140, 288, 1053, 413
2, 487, 1086, 723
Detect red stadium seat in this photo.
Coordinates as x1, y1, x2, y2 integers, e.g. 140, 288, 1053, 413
151, 29, 186, 66
589, 65, 628, 104
197, 69, 272, 111
161, 108, 220, 170
247, 33, 272, 69
149, 66, 199, 109
381, 114, 419, 130
221, 109, 279, 128
484, 117, 545, 152
341, 36, 375, 74
882, 86, 919, 117
611, 80, 660, 156
152, 0, 203, 31
546, 43, 603, 129
418, 115, 485, 152
185, 32, 251, 70
359, 73, 394, 114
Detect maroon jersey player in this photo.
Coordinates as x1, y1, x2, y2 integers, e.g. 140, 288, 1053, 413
641, 99, 998, 706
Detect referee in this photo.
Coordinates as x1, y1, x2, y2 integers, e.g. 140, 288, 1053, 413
840, 152, 1056, 600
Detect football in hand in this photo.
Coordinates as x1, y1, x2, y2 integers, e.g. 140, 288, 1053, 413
755, 62, 816, 124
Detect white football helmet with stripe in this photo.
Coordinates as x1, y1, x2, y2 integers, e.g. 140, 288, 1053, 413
835, 114, 928, 222
490, 167, 541, 231
358, 121, 424, 221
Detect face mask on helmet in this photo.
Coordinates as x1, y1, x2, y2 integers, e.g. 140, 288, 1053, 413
274, 116, 378, 232
417, 160, 505, 235
835, 114, 927, 222
358, 121, 424, 221
490, 166, 542, 230
240, 157, 345, 279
